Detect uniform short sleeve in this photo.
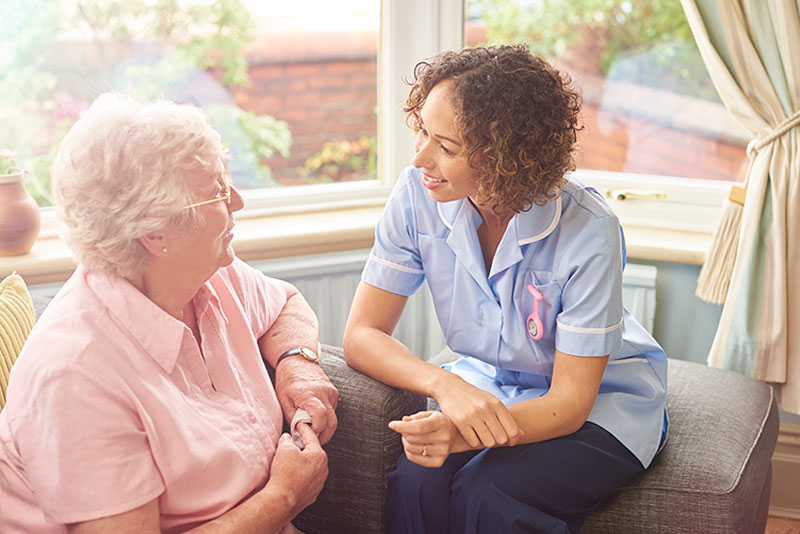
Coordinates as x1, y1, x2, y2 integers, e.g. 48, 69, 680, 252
9, 364, 164, 524
221, 258, 289, 338
554, 216, 624, 357
361, 169, 426, 296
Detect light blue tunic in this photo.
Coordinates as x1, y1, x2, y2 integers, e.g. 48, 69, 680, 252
362, 167, 668, 467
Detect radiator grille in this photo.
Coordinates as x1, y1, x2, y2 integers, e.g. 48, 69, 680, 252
252, 251, 657, 359
30, 252, 656, 358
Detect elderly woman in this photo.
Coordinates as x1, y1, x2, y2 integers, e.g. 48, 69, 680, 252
0, 93, 338, 533
343, 45, 668, 533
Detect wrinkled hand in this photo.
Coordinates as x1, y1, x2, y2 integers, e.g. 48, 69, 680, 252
389, 411, 459, 467
434, 373, 523, 449
275, 358, 339, 444
268, 425, 328, 517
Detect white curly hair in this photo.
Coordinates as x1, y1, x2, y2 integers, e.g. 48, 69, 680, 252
52, 93, 226, 278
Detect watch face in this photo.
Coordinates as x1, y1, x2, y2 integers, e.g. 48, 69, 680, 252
299, 347, 320, 363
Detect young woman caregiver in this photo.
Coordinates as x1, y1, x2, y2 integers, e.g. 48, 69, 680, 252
343, 44, 668, 534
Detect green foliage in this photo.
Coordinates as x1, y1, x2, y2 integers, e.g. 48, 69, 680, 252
0, 1, 60, 203
469, 0, 716, 99
205, 104, 292, 187
303, 137, 378, 184
26, 148, 59, 207
0, 0, 289, 207
0, 150, 20, 174
63, 0, 256, 86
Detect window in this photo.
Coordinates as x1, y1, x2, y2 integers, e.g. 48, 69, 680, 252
464, 0, 743, 232
1, 0, 728, 244
0, 0, 382, 210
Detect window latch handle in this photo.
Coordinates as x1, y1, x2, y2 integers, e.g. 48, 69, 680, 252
605, 189, 667, 201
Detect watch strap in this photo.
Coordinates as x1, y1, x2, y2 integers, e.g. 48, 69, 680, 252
276, 346, 320, 366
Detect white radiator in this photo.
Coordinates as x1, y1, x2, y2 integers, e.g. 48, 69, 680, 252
252, 251, 658, 359
621, 263, 658, 334
251, 251, 445, 359
30, 252, 657, 358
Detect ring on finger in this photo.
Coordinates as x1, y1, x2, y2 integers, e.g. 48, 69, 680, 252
422, 444, 428, 457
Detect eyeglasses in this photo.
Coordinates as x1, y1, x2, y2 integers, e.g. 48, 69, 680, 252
183, 172, 231, 210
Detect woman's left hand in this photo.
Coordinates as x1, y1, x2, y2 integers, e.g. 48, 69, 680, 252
275, 358, 339, 444
388, 411, 459, 467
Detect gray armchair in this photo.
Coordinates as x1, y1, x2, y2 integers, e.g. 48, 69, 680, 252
299, 346, 779, 534
30, 297, 778, 533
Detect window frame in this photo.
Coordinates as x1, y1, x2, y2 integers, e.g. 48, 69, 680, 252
36, 0, 729, 240
36, 0, 456, 235
448, 0, 730, 236
355, 0, 729, 238
239, 0, 467, 217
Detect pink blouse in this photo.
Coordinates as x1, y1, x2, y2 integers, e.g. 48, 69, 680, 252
0, 258, 296, 533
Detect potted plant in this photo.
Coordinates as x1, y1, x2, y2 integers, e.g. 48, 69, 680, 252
0, 150, 41, 256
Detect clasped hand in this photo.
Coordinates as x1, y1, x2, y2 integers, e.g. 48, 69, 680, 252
269, 424, 329, 518
275, 358, 339, 444
434, 372, 522, 449
390, 374, 523, 466
389, 411, 458, 467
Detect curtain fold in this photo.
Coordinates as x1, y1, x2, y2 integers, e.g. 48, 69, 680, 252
681, 0, 800, 414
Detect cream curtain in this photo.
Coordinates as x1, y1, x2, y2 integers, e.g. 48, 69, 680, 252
681, 0, 800, 413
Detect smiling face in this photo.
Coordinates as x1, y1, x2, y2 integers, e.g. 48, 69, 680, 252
412, 80, 481, 205
167, 163, 244, 282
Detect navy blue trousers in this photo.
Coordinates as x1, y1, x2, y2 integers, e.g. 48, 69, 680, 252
385, 422, 643, 534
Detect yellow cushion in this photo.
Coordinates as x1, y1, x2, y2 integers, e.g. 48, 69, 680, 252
0, 273, 35, 411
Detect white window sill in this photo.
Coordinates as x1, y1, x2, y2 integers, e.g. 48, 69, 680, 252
1, 206, 708, 286
623, 225, 708, 266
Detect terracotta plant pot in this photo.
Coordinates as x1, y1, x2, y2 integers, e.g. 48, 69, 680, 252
0, 170, 41, 256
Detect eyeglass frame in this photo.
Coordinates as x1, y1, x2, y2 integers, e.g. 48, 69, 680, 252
182, 171, 231, 210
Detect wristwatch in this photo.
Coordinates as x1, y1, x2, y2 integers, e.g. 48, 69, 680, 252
276, 346, 320, 366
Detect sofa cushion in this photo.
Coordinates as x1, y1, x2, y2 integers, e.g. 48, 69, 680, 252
583, 358, 779, 534
0, 273, 35, 410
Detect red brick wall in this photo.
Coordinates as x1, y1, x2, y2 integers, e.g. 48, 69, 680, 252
578, 103, 748, 181
233, 31, 378, 185
232, 27, 746, 185
465, 23, 748, 182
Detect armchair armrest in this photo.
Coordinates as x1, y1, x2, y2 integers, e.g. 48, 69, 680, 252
294, 345, 427, 534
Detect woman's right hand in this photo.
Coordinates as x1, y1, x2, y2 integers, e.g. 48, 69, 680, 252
265, 424, 328, 520
344, 281, 521, 450
432, 372, 523, 450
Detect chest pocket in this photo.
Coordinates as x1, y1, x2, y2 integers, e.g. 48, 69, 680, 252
511, 270, 561, 373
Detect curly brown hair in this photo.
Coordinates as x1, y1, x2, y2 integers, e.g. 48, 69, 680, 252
405, 44, 582, 216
